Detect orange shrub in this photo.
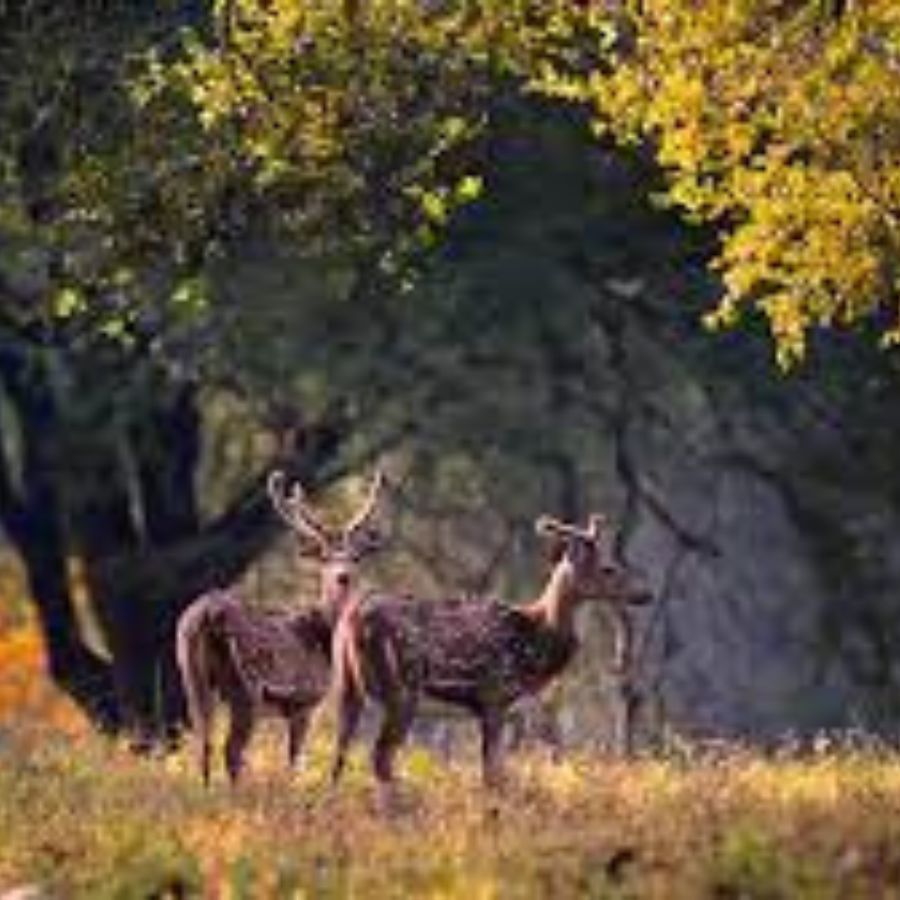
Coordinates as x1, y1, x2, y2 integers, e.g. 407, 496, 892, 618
0, 551, 89, 734
0, 622, 88, 734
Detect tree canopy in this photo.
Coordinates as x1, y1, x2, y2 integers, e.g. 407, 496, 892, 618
133, 1, 581, 281
551, 0, 900, 366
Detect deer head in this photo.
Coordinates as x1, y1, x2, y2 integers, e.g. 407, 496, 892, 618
267, 468, 388, 609
535, 514, 651, 608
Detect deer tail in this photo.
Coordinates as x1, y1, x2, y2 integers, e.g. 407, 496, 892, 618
176, 593, 222, 782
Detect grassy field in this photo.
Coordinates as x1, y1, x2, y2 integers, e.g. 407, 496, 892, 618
4, 719, 900, 899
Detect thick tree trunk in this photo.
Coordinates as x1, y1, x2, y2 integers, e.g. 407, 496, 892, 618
0, 340, 121, 731
17, 521, 122, 732
72, 398, 348, 745
130, 382, 202, 544
0, 333, 348, 744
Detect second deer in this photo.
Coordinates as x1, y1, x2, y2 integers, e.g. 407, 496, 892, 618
176, 467, 386, 785
329, 512, 650, 800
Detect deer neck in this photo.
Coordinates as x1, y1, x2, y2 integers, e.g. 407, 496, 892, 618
526, 564, 578, 637
320, 584, 360, 629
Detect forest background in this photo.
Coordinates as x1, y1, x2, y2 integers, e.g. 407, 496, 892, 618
3, 0, 900, 756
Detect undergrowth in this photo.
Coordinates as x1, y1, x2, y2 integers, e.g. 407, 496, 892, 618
3, 721, 900, 898
3, 612, 900, 898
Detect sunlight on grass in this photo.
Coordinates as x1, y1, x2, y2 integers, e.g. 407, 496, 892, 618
2, 604, 900, 899
4, 722, 900, 898
0, 554, 92, 737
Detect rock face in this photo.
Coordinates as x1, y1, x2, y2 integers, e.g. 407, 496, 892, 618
566, 308, 900, 747
622, 426, 848, 743
523, 144, 900, 745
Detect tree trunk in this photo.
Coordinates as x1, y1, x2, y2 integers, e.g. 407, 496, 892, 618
0, 336, 349, 744
0, 340, 121, 731
85, 397, 348, 744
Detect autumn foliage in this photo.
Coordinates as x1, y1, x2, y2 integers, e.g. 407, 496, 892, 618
559, 0, 900, 365
137, 1, 900, 366
0, 557, 86, 734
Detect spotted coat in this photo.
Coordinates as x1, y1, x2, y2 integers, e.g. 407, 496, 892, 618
213, 596, 333, 712
347, 594, 577, 715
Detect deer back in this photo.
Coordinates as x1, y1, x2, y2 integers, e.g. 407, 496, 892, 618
337, 594, 577, 713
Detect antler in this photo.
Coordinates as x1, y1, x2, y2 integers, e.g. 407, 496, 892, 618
535, 514, 611, 544
267, 470, 331, 555
343, 467, 387, 547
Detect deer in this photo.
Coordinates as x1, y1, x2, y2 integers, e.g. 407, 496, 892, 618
176, 467, 386, 785
328, 512, 651, 801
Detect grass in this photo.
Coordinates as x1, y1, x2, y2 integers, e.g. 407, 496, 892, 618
4, 721, 900, 899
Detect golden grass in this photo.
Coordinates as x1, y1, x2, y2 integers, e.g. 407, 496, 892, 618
3, 614, 900, 898
3, 721, 900, 899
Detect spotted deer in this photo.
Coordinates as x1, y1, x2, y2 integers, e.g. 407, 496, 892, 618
176, 467, 386, 785
329, 513, 651, 799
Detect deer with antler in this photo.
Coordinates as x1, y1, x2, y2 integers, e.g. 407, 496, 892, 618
329, 513, 650, 799
176, 467, 386, 785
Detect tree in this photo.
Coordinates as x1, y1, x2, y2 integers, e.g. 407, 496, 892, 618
547, 0, 900, 366
0, 2, 360, 743
0, 0, 585, 742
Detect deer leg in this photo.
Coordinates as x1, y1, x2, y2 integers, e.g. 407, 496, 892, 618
480, 709, 506, 790
224, 702, 255, 785
186, 704, 213, 786
372, 694, 417, 811
199, 723, 213, 787
179, 633, 216, 786
287, 709, 311, 770
330, 687, 364, 786
372, 695, 416, 784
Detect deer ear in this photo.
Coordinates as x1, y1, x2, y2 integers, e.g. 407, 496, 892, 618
533, 518, 563, 560
535, 515, 569, 539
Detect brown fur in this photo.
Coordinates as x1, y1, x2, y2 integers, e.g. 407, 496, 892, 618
329, 514, 650, 797
176, 468, 388, 785
175, 588, 334, 785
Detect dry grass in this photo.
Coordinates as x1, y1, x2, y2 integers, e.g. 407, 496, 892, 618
3, 614, 900, 897
3, 720, 900, 899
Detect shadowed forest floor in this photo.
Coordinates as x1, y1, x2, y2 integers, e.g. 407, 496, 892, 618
3, 720, 900, 899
